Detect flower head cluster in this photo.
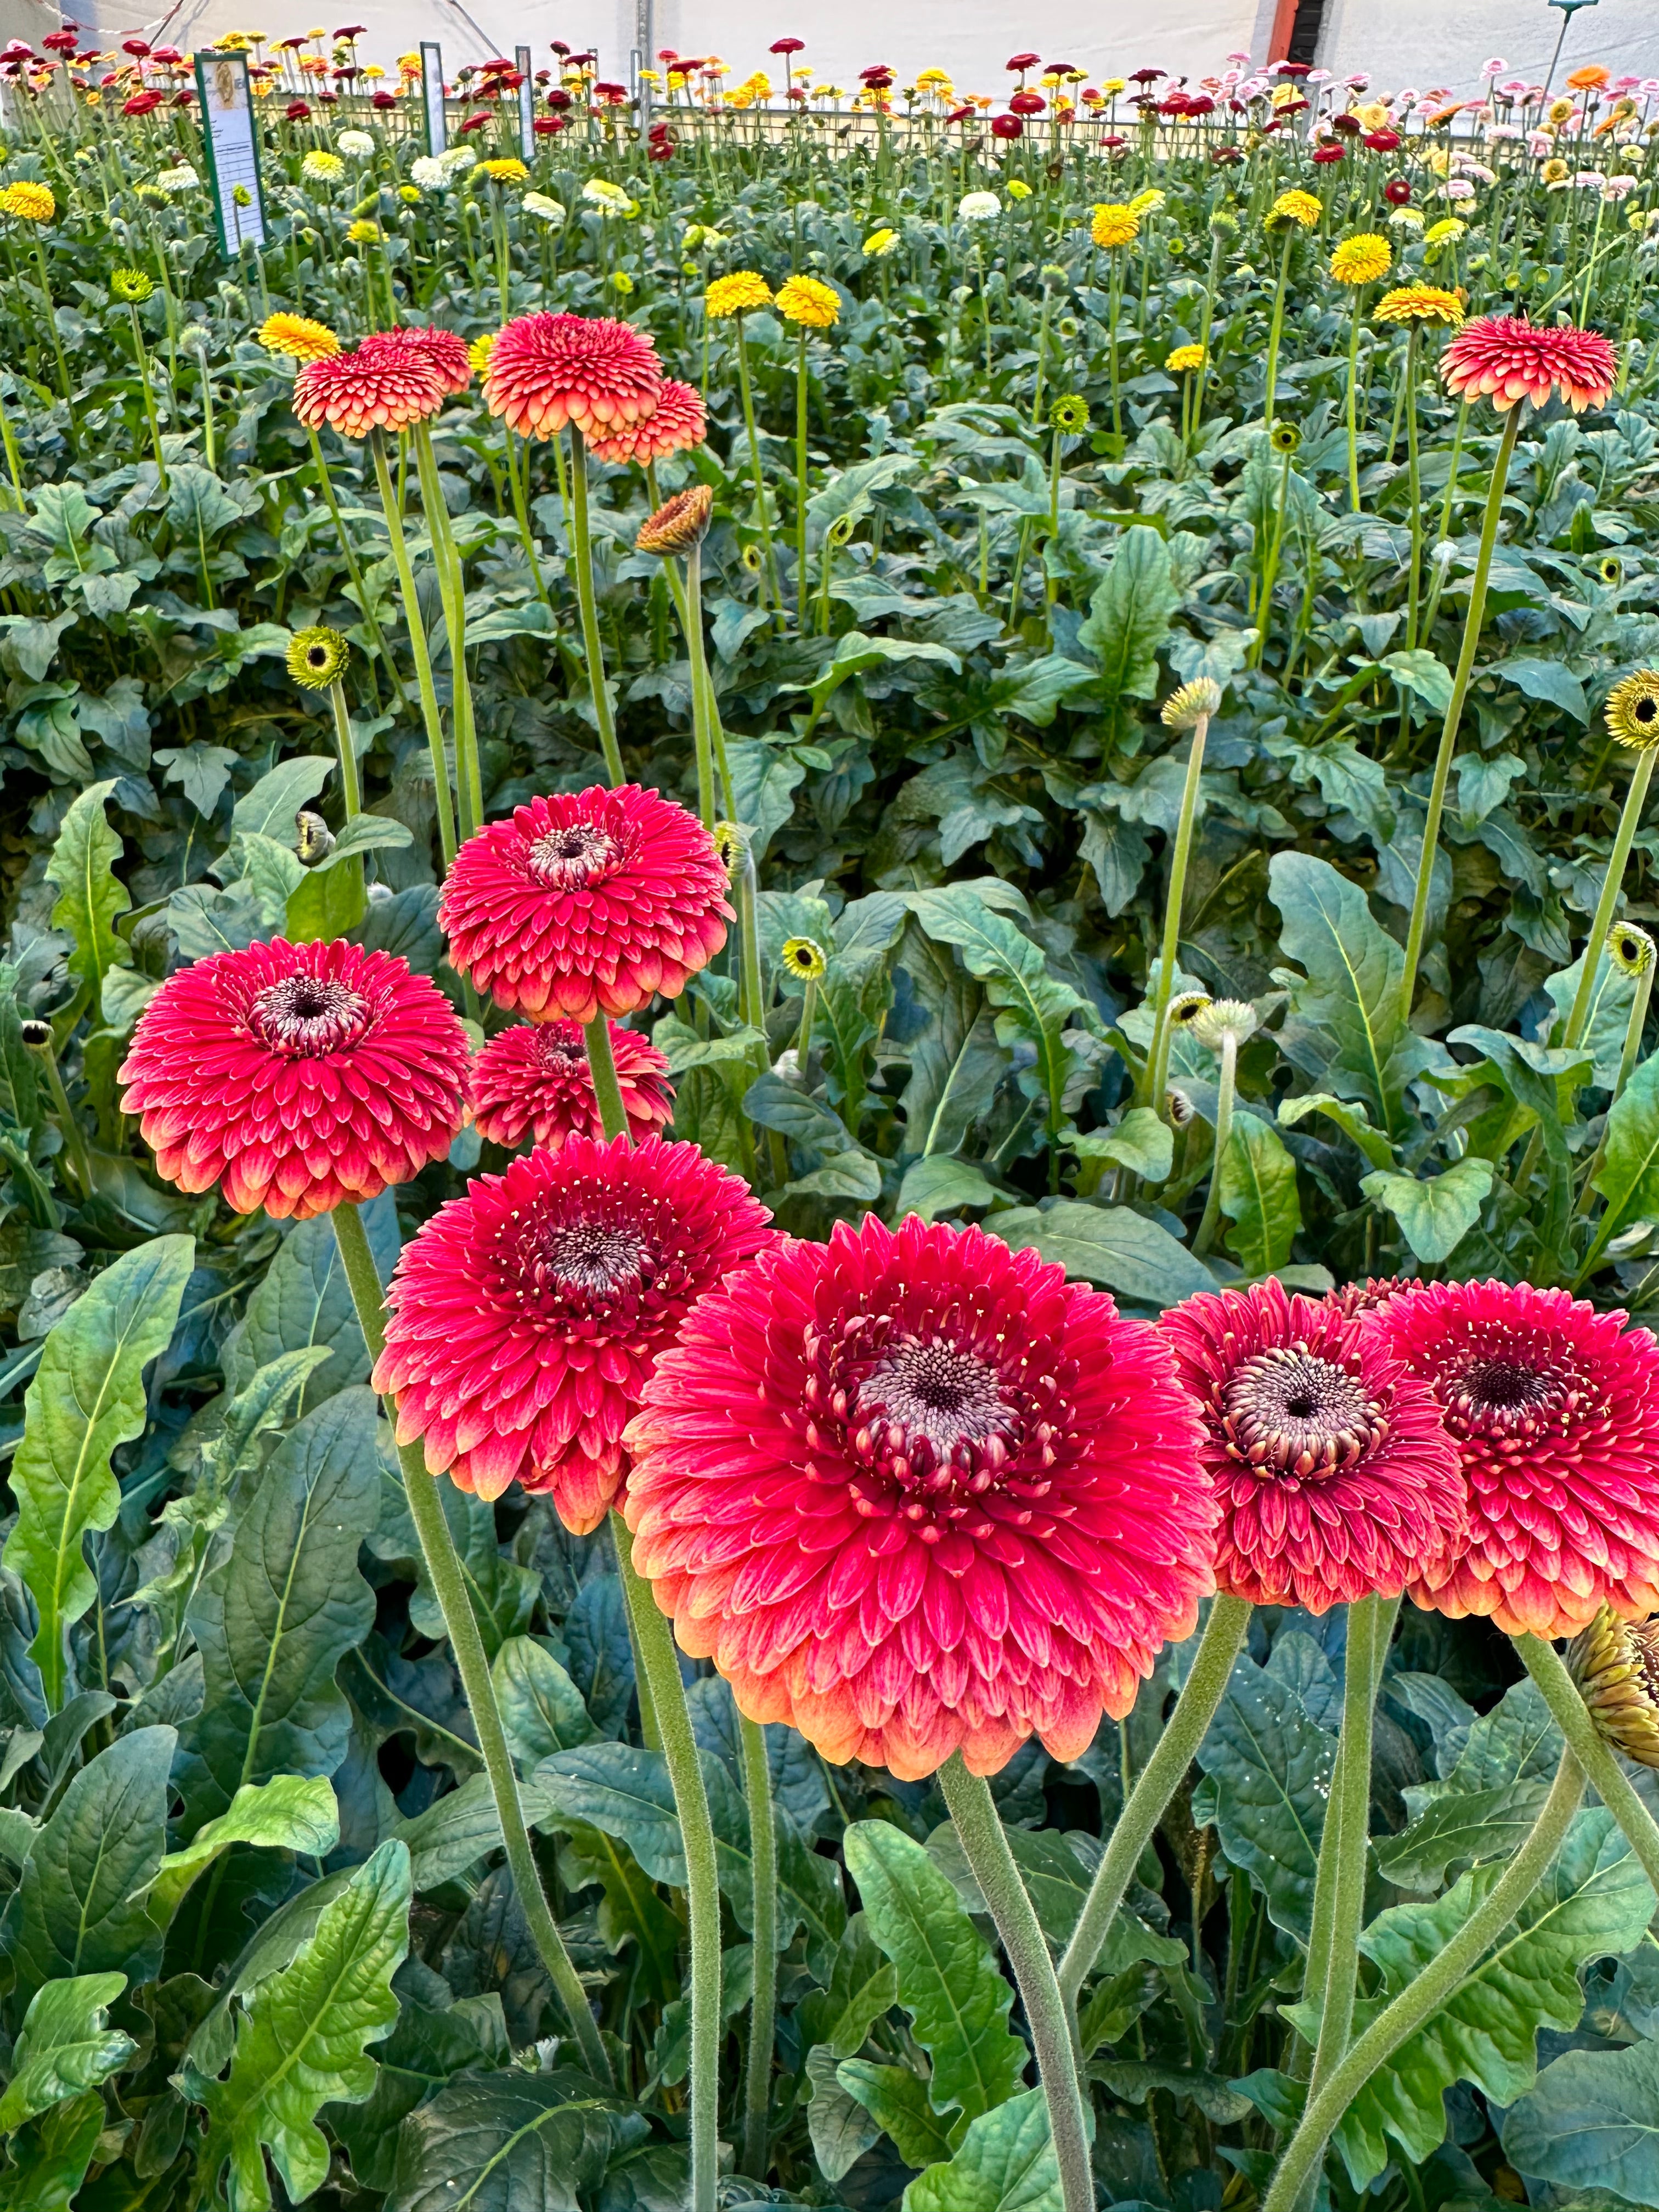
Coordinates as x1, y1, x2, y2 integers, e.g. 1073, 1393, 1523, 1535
636, 483, 713, 556
705, 270, 774, 318
1441, 313, 1618, 413
1091, 202, 1139, 248
483, 311, 664, 442
1270, 189, 1323, 227
439, 784, 733, 1022
469, 1019, 674, 1151
292, 342, 445, 437
624, 1214, 1216, 1778
1, 180, 53, 222
361, 323, 472, 395
374, 1134, 774, 1530
286, 624, 348, 691
777, 274, 840, 328
1569, 1605, 1659, 1768
587, 378, 706, 465
1330, 232, 1391, 285
120, 938, 470, 1220
1167, 343, 1207, 373
1606, 670, 1659, 752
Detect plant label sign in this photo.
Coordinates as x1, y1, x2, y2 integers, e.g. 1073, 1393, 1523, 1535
194, 49, 267, 255
422, 42, 447, 155
517, 46, 535, 157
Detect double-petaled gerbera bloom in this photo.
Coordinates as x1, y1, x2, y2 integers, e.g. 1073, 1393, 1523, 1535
481, 311, 706, 464
1441, 314, 1617, 414
119, 937, 470, 1218
470, 1019, 673, 1150
292, 341, 447, 437
623, 1214, 1217, 1779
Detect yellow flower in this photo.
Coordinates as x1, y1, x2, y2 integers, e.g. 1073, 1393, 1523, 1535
1607, 671, 1659, 751
479, 157, 528, 183
862, 226, 899, 257
1424, 217, 1468, 246
301, 150, 344, 182
1373, 283, 1465, 327
0, 179, 54, 223
1130, 188, 1165, 215
1354, 100, 1390, 131
346, 218, 381, 244
286, 624, 349, 691
467, 331, 496, 374
1329, 232, 1390, 285
776, 273, 840, 328
1091, 202, 1140, 249
258, 310, 341, 362
399, 184, 420, 204
1166, 343, 1207, 373
1270, 188, 1322, 228
705, 269, 773, 318
781, 936, 827, 981
109, 267, 154, 303
1102, 77, 1125, 94
610, 270, 634, 297
1542, 157, 1569, 183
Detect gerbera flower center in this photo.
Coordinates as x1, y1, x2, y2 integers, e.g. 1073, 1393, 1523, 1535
528, 822, 624, 888
1221, 1346, 1386, 1474
860, 1337, 1018, 1457
247, 974, 374, 1056
540, 1218, 650, 1294
1446, 1351, 1576, 1434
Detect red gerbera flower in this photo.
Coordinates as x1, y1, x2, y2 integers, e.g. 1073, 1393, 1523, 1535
1383, 1280, 1659, 1637
374, 1133, 773, 1531
119, 938, 470, 1220
470, 1018, 673, 1150
586, 379, 707, 465
1441, 314, 1618, 414
360, 323, 472, 395
482, 311, 663, 442
292, 343, 447, 438
1160, 1279, 1465, 1613
1325, 1277, 1411, 1319
623, 1214, 1216, 1780
438, 785, 732, 1023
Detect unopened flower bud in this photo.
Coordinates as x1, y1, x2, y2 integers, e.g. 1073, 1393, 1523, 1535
295, 810, 336, 864
1567, 1604, 1659, 1769
20, 1018, 52, 1048
1166, 1085, 1195, 1127
1161, 678, 1223, 731
1192, 997, 1259, 1051
637, 483, 714, 556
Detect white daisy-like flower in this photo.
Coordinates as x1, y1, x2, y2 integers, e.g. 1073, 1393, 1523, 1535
958, 189, 1001, 222
338, 128, 375, 156
522, 191, 566, 226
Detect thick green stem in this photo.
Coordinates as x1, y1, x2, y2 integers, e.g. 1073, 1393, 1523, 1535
1343, 306, 1364, 512
1261, 1751, 1585, 2212
739, 1714, 778, 2178
327, 678, 365, 922
370, 427, 458, 869
330, 1201, 611, 2087
1563, 748, 1657, 1049
305, 427, 403, 711
33, 1031, 92, 1197
1515, 1633, 1659, 1897
735, 318, 781, 609
128, 305, 168, 494
794, 322, 810, 629
686, 541, 716, 831
1306, 1595, 1389, 2095
1192, 1031, 1237, 1257
939, 1756, 1094, 2212
1403, 325, 1423, 651
1141, 713, 1211, 1112
568, 425, 624, 785
414, 423, 482, 839
1396, 404, 1523, 1028
1262, 225, 1294, 428
613, 1519, 720, 2212
1058, 1594, 1252, 2005
583, 1012, 630, 1145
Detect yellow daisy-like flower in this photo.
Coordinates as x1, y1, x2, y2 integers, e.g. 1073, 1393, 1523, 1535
705, 269, 774, 318
109, 267, 154, 303
301, 150, 345, 182
1606, 670, 1659, 751
479, 157, 528, 183
467, 331, 496, 374
1007, 178, 1032, 200
346, 218, 381, 244
1091, 201, 1140, 249
1541, 157, 1569, 183
258, 311, 342, 362
1329, 232, 1390, 285
1607, 922, 1656, 979
0, 179, 54, 223
1271, 188, 1323, 228
776, 273, 840, 328
399, 184, 420, 204
1373, 283, 1465, 326
1166, 343, 1207, 373
862, 226, 899, 257
286, 624, 349, 691
1051, 392, 1090, 433
781, 935, 827, 981
1423, 217, 1468, 245
1130, 188, 1166, 215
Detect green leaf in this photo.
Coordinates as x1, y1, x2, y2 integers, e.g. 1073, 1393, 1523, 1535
2, 2091, 105, 2211
992, 1203, 1213, 1307
326, 1997, 508, 2193
1079, 529, 1179, 702
223, 1194, 399, 1408
1276, 1092, 1395, 1171
843, 1820, 1028, 2138
492, 1637, 597, 1769
840, 2059, 957, 2170
1217, 1110, 1301, 1277
1502, 2036, 1659, 2202
4, 1725, 175, 2010
1491, 656, 1589, 724
0, 1973, 134, 2134
1381, 649, 1456, 713
1329, 1809, 1656, 2187
44, 779, 131, 1009
903, 2089, 1060, 2212
1192, 1656, 1333, 1940
1372, 1781, 1553, 1896
184, 1838, 411, 2212
145, 1775, 341, 1924
1360, 1158, 1494, 1264
806, 2045, 883, 2181
174, 1389, 377, 1831
897, 1156, 997, 1222
384, 2074, 643, 2212
231, 755, 335, 842
1070, 1108, 1173, 1181
3, 1234, 193, 1709
798, 1914, 901, 2061
896, 926, 1006, 1163
1590, 1052, 1659, 1258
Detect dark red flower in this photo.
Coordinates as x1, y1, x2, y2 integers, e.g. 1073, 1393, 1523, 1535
1008, 89, 1045, 115
120, 937, 469, 1220
1384, 1280, 1659, 1637
439, 784, 733, 1023
286, 98, 312, 119
1365, 128, 1402, 151
770, 37, 805, 55
1384, 175, 1412, 203
374, 1133, 774, 1530
1160, 1279, 1465, 1613
991, 113, 1023, 138
1006, 50, 1042, 71
293, 343, 447, 438
624, 1214, 1216, 1779
1312, 143, 1344, 161
483, 310, 663, 442
470, 1018, 673, 1149
122, 88, 162, 113
1442, 313, 1618, 414
537, 115, 567, 133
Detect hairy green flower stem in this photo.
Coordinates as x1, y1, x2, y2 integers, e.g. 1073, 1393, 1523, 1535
1341, 302, 1366, 512
1261, 222, 1296, 428
567, 423, 626, 787
1576, 951, 1656, 1216
31, 234, 72, 409
1140, 709, 1214, 1114
0, 384, 24, 499
305, 428, 402, 714
686, 541, 718, 831
1396, 404, 1524, 1029
733, 314, 782, 612
326, 678, 365, 921
411, 423, 483, 839
1260, 1751, 1586, 2212
125, 302, 170, 497
1402, 325, 1424, 650
939, 1756, 1094, 2212
794, 321, 812, 628
1514, 1632, 1659, 1896
368, 426, 459, 870
1192, 1025, 1239, 1258
740, 1713, 779, 2178
329, 1200, 613, 2091
1248, 438, 1296, 669
27, 1024, 92, 1198
1058, 1594, 1252, 2007
1562, 748, 1657, 1049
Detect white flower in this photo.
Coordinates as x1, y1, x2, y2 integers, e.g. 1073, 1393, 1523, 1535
583, 176, 634, 212
1431, 539, 1458, 568
957, 189, 1000, 222
1388, 207, 1425, 229
523, 191, 566, 226
338, 128, 375, 156
438, 144, 476, 172
156, 162, 199, 192
410, 155, 446, 189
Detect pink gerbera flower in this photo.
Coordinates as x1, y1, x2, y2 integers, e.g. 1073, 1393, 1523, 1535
1384, 1279, 1659, 1636
1441, 314, 1618, 413
438, 785, 732, 1023
359, 323, 473, 395
1161, 1279, 1465, 1612
482, 311, 663, 440
119, 937, 470, 1219
292, 343, 447, 437
470, 1019, 674, 1150
373, 1134, 774, 1532
587, 378, 707, 464
623, 1214, 1216, 1780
